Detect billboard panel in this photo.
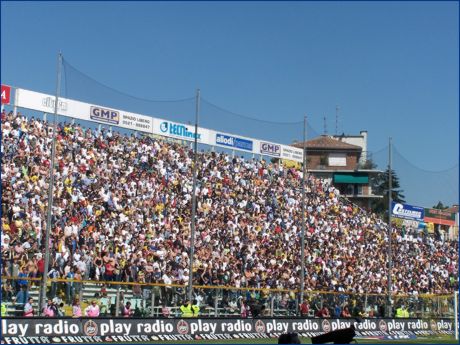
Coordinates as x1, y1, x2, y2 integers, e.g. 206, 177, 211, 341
1, 317, 454, 344
152, 119, 211, 143
391, 202, 425, 222
15, 88, 153, 133
281, 145, 303, 162
1, 85, 11, 104
260, 141, 281, 157
215, 133, 253, 151
424, 208, 456, 226
14, 87, 304, 163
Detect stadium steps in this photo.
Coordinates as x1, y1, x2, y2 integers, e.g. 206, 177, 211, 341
4, 282, 137, 316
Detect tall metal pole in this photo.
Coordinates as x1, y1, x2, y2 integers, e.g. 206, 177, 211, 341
188, 88, 200, 302
299, 115, 307, 313
387, 137, 393, 317
39, 52, 62, 310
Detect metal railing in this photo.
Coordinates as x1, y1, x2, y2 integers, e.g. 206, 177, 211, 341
1, 276, 456, 319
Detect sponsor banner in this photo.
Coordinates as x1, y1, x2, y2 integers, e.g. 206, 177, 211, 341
424, 208, 456, 226
260, 141, 281, 157
1, 318, 453, 343
153, 118, 210, 143
16, 88, 88, 120
281, 145, 303, 163
15, 88, 153, 134
391, 202, 425, 222
215, 133, 253, 151
13, 87, 307, 163
1, 84, 11, 104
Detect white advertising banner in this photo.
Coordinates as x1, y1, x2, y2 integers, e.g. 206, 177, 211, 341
15, 87, 303, 163
15, 88, 153, 134
15, 88, 87, 120
280, 145, 303, 162
152, 118, 213, 143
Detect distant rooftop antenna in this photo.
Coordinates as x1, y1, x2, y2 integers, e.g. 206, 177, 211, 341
335, 105, 340, 135
323, 116, 327, 135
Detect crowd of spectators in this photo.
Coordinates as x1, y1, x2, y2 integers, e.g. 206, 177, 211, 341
1, 110, 458, 310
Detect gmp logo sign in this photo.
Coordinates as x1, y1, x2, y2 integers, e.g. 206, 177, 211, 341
260, 142, 281, 157
90, 106, 120, 124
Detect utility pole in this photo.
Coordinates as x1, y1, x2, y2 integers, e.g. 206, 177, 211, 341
39, 51, 62, 310
188, 88, 200, 302
299, 115, 307, 312
387, 137, 393, 317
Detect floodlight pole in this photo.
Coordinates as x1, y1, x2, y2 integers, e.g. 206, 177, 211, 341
188, 88, 200, 303
39, 51, 62, 310
299, 115, 307, 313
387, 137, 393, 317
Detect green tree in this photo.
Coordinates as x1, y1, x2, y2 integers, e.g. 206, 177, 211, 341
371, 167, 405, 221
433, 201, 449, 210
360, 158, 377, 170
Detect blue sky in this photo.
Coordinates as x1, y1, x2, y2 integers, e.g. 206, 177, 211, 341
1, 1, 458, 207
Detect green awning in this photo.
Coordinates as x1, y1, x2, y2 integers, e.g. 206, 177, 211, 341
334, 173, 369, 184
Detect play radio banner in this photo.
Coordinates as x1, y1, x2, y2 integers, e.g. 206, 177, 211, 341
1, 318, 454, 344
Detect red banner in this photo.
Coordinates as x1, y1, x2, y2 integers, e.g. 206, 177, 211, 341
1, 84, 11, 104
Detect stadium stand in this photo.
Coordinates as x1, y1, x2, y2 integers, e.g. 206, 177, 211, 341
1, 110, 458, 317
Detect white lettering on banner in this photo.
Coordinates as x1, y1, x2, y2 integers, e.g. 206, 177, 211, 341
99, 320, 132, 336
407, 320, 428, 330
265, 320, 289, 334
292, 320, 319, 332
59, 335, 104, 343
216, 135, 234, 146
221, 321, 252, 333
437, 320, 452, 331
331, 320, 352, 331
1, 320, 29, 336
35, 320, 79, 335
392, 203, 422, 219
387, 320, 405, 332
189, 320, 217, 334
137, 320, 174, 334
354, 319, 377, 331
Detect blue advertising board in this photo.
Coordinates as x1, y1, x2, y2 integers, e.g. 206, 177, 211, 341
391, 202, 425, 222
215, 133, 253, 151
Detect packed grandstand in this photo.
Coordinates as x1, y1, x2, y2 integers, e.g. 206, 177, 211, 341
1, 109, 458, 318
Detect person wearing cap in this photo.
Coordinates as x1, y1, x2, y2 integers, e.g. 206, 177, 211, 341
85, 300, 100, 317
